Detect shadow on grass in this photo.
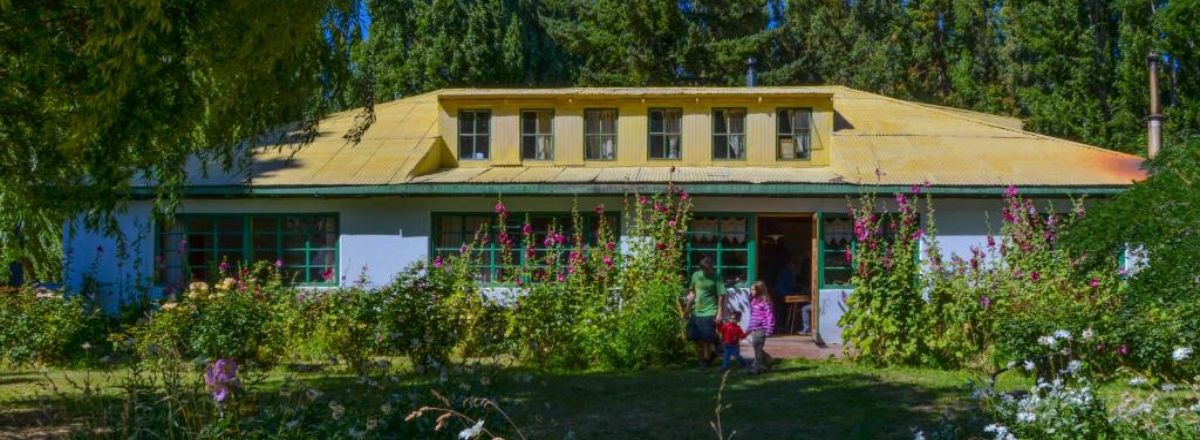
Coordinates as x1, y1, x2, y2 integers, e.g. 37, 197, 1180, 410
0, 360, 974, 439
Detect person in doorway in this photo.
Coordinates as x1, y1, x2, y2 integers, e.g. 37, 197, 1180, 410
799, 303, 813, 335
773, 258, 797, 298
746, 281, 775, 373
717, 311, 749, 372
686, 256, 725, 368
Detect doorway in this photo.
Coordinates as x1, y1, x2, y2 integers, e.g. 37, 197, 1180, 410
756, 215, 816, 335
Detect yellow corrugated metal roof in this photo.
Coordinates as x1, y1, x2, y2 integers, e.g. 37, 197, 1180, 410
198, 86, 1143, 189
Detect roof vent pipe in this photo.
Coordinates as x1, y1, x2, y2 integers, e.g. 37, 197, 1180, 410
746, 57, 757, 87
1148, 51, 1165, 159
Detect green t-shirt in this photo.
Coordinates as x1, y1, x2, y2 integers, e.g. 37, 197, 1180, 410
690, 270, 725, 317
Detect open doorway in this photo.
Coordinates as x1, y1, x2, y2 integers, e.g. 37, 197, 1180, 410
756, 215, 816, 335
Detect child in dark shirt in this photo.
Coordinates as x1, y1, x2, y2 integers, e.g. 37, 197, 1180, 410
716, 311, 749, 372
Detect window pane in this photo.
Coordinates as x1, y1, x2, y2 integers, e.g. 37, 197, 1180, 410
713, 110, 728, 133
649, 136, 664, 159
459, 136, 473, 159
649, 110, 663, 132
777, 109, 792, 133
475, 135, 489, 159
522, 112, 536, 133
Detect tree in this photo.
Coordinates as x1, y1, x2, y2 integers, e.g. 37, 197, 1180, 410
360, 0, 570, 99
0, 1, 366, 281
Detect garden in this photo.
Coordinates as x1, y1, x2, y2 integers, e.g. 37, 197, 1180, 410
4, 146, 1200, 439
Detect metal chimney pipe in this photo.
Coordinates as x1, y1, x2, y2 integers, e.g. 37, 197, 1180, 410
1148, 51, 1165, 158
746, 57, 757, 87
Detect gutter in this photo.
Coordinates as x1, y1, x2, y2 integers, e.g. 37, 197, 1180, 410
129, 183, 1131, 199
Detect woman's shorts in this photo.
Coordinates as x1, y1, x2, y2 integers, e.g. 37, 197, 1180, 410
686, 316, 718, 343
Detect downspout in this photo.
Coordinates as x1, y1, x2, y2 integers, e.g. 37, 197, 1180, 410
1147, 51, 1165, 159
746, 57, 757, 87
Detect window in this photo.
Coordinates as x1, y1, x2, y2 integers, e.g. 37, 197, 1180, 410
820, 215, 854, 287
157, 214, 338, 288
777, 108, 812, 160
458, 110, 491, 160
584, 109, 618, 160
648, 108, 682, 159
686, 215, 753, 288
819, 213, 900, 287
521, 109, 554, 160
432, 213, 619, 283
712, 108, 747, 160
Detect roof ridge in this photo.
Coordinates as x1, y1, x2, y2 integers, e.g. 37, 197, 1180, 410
832, 86, 1145, 160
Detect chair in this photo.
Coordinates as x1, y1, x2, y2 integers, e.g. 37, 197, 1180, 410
783, 294, 812, 334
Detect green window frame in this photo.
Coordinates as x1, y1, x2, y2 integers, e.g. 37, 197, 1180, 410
817, 212, 904, 289
156, 213, 339, 289
584, 108, 618, 160
712, 108, 747, 160
685, 214, 755, 288
521, 109, 554, 160
431, 212, 620, 283
647, 108, 682, 160
458, 109, 491, 160
776, 108, 812, 160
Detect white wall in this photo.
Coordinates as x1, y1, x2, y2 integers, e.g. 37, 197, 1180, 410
63, 195, 1061, 338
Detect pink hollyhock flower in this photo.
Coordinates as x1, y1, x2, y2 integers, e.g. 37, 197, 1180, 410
1029, 271, 1040, 282
433, 257, 442, 269
844, 248, 853, 263
274, 259, 283, 269
668, 220, 677, 228
680, 191, 690, 200
493, 201, 507, 214
1117, 344, 1129, 356
556, 273, 566, 282
544, 236, 556, 247
655, 242, 667, 250
522, 223, 533, 235
219, 261, 230, 273
894, 193, 908, 206
979, 296, 991, 309
553, 232, 566, 244
603, 255, 614, 267
605, 242, 616, 251
322, 268, 334, 282
1004, 185, 1018, 198
594, 204, 605, 214
638, 195, 648, 205
1089, 277, 1099, 288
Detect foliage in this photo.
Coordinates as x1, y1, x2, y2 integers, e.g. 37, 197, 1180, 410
919, 328, 1200, 440
839, 189, 927, 366
0, 287, 106, 366
377, 263, 465, 372
842, 186, 1126, 373
1066, 137, 1200, 380
308, 288, 384, 370
0, 1, 369, 280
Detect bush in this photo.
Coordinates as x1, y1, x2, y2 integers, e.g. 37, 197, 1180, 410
309, 287, 384, 369
378, 263, 463, 372
0, 286, 106, 366
131, 271, 285, 367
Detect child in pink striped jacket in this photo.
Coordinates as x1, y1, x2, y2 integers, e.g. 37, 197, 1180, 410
746, 281, 775, 373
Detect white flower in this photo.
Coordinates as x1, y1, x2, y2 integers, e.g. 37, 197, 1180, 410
1190, 403, 1200, 413
1037, 335, 1057, 347
1017, 411, 1037, 423
1162, 383, 1177, 393
913, 430, 926, 440
1053, 329, 1071, 340
81, 342, 92, 350
1129, 376, 1148, 386
1081, 328, 1094, 340
1172, 346, 1192, 362
1005, 361, 1016, 369
1024, 360, 1036, 371
1066, 360, 1083, 374
458, 419, 485, 439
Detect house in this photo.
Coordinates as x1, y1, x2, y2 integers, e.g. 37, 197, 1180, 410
62, 86, 1145, 344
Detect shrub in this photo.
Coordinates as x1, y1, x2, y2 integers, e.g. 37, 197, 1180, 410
0, 286, 105, 365
309, 287, 383, 369
378, 263, 463, 371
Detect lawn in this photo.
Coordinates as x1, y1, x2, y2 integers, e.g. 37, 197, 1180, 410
0, 358, 1039, 439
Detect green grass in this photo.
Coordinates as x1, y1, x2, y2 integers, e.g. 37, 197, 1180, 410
0, 358, 1039, 439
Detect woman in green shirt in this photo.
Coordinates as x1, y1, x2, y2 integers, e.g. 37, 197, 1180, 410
686, 256, 725, 367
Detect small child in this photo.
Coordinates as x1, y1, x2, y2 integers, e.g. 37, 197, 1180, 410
716, 311, 749, 372
746, 281, 775, 373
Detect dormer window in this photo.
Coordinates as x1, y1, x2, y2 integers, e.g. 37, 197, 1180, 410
458, 110, 491, 160
584, 109, 618, 160
712, 108, 747, 160
777, 108, 812, 160
521, 109, 554, 160
648, 108, 682, 160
